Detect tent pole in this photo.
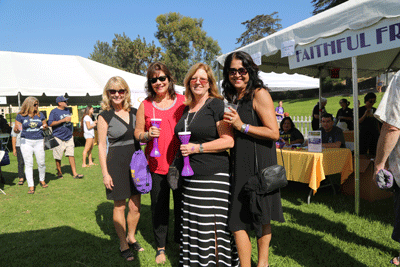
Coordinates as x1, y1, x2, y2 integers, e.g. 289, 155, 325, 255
18, 92, 21, 108
352, 56, 360, 215
319, 76, 322, 128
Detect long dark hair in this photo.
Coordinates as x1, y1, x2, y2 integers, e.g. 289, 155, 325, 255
222, 51, 267, 102
280, 116, 296, 132
81, 105, 93, 130
145, 62, 177, 100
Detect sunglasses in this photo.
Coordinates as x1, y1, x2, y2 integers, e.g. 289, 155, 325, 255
228, 68, 248, 76
34, 104, 38, 107
149, 76, 167, 84
108, 89, 126, 95
190, 77, 208, 85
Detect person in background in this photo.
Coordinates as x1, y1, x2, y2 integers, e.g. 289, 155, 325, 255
134, 62, 185, 264
14, 97, 48, 194
376, 78, 383, 93
11, 128, 25, 185
335, 98, 353, 131
222, 51, 284, 267
359, 92, 380, 156
175, 62, 238, 266
279, 116, 304, 145
320, 113, 345, 148
312, 97, 327, 131
98, 76, 142, 262
0, 139, 4, 184
47, 96, 84, 179
81, 105, 97, 167
275, 100, 284, 120
373, 70, 400, 265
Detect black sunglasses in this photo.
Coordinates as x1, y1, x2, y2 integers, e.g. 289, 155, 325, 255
228, 68, 248, 76
108, 89, 126, 95
149, 76, 168, 84
34, 103, 38, 107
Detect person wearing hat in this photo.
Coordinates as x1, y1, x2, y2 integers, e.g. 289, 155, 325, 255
47, 96, 83, 179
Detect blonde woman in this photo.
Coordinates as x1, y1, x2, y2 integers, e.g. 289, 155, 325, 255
14, 97, 48, 194
98, 76, 142, 261
174, 63, 238, 266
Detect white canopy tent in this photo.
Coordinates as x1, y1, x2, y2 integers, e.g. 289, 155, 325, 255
0, 51, 184, 108
217, 0, 400, 214
258, 71, 319, 91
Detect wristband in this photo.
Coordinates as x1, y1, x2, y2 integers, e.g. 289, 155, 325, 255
244, 124, 250, 134
240, 124, 247, 133
199, 144, 204, 153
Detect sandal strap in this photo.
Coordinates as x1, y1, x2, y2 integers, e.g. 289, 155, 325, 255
156, 249, 166, 257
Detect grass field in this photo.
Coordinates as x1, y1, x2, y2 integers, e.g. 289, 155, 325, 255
1, 91, 397, 267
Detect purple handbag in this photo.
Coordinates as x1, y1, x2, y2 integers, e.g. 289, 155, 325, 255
130, 150, 152, 194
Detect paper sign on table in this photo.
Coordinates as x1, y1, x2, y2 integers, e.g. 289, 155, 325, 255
308, 130, 322, 152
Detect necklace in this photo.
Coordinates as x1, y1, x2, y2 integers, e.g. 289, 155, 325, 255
186, 98, 211, 130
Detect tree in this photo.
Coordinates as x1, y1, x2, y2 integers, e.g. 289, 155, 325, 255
89, 33, 161, 75
236, 12, 282, 48
89, 40, 118, 68
155, 12, 221, 84
311, 0, 348, 15
112, 33, 161, 75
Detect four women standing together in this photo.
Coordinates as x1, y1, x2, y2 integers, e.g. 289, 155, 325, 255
96, 51, 284, 266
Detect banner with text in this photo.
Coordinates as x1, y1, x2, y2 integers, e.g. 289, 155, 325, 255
289, 18, 400, 69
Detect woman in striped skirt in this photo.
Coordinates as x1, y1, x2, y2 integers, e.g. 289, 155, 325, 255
174, 63, 239, 267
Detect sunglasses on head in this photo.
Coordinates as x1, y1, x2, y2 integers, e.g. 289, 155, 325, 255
149, 76, 167, 84
190, 77, 208, 85
228, 68, 248, 76
108, 89, 126, 95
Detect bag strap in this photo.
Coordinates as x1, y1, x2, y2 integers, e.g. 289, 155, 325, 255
250, 102, 285, 176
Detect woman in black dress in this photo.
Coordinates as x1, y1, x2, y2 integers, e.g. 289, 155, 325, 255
98, 76, 142, 261
335, 99, 353, 131
175, 63, 238, 267
222, 51, 285, 267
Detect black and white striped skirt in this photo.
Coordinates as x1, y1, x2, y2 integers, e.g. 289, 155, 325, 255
179, 173, 239, 267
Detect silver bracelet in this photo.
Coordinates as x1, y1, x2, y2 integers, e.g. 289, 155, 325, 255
199, 143, 204, 153
240, 124, 247, 133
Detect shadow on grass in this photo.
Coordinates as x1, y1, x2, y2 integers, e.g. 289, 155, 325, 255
272, 224, 369, 267
95, 201, 181, 266
281, 180, 394, 226
0, 226, 143, 266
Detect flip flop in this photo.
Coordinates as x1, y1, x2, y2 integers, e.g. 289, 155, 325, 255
128, 241, 144, 252
18, 178, 24, 185
40, 182, 48, 188
155, 249, 166, 264
57, 174, 63, 179
28, 189, 35, 194
74, 174, 84, 179
120, 248, 134, 261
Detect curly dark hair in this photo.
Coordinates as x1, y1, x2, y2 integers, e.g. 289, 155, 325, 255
145, 62, 177, 100
222, 51, 267, 103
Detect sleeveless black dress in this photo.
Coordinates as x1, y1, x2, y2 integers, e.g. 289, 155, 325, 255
228, 97, 285, 238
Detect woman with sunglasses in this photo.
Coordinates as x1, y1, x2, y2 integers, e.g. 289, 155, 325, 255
174, 63, 238, 267
14, 97, 48, 194
359, 92, 380, 156
134, 62, 185, 264
222, 51, 285, 267
98, 76, 142, 261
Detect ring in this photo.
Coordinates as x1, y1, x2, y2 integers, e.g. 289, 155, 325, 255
230, 117, 233, 121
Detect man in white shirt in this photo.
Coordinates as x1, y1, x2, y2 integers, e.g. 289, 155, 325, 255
374, 70, 400, 265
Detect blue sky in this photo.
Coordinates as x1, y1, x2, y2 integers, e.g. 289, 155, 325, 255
0, 0, 315, 58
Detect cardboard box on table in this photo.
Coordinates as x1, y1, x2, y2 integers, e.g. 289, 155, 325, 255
341, 155, 392, 202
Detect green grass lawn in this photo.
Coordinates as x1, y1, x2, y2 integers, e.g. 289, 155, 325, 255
1, 96, 398, 266
272, 91, 385, 118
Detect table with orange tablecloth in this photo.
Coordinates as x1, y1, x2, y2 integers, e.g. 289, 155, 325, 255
276, 148, 353, 196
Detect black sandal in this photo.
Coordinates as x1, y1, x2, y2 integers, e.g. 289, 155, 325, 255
155, 249, 166, 264
18, 178, 24, 185
120, 248, 134, 261
128, 241, 144, 252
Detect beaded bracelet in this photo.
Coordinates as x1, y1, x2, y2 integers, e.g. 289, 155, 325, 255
244, 124, 250, 134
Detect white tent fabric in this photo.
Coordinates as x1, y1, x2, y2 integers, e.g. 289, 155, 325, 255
258, 71, 319, 91
217, 0, 400, 78
0, 51, 184, 108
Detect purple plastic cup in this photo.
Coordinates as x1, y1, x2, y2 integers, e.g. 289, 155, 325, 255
178, 131, 194, 176
150, 118, 161, 157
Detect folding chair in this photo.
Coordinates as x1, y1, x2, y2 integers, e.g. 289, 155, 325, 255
0, 133, 10, 152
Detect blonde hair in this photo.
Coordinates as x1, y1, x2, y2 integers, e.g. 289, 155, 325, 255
101, 76, 132, 111
19, 97, 39, 117
183, 63, 223, 106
